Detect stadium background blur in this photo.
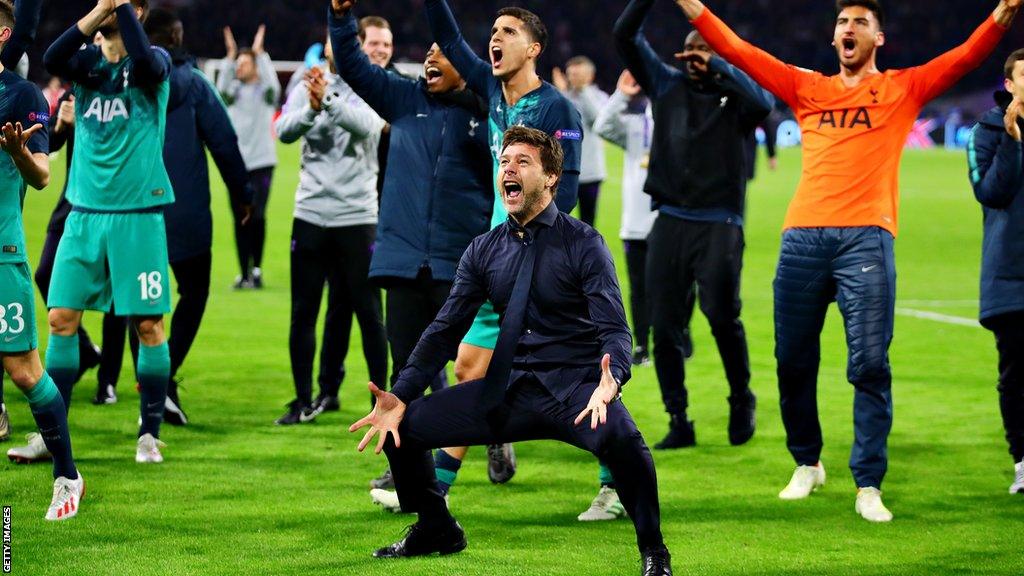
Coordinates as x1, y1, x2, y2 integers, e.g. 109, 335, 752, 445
22, 0, 1024, 120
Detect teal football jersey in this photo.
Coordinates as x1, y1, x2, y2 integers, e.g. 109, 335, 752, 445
68, 51, 174, 211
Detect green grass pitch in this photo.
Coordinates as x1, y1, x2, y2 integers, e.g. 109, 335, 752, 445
3, 143, 1022, 575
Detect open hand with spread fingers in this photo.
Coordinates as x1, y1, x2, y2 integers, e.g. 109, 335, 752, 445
574, 354, 621, 430
349, 382, 407, 454
0, 122, 43, 158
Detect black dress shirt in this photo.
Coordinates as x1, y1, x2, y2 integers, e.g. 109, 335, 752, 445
391, 200, 633, 405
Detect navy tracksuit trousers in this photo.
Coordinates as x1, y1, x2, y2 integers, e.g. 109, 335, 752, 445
774, 226, 895, 488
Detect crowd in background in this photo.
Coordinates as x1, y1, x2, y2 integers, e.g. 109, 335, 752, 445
19, 0, 1024, 100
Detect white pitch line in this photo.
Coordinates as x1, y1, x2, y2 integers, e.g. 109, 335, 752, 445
895, 308, 981, 328
899, 299, 977, 308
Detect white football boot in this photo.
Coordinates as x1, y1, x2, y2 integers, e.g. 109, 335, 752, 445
135, 433, 166, 464
577, 486, 626, 521
1010, 460, 1024, 495
45, 474, 85, 521
7, 432, 53, 463
779, 462, 826, 500
855, 487, 893, 522
370, 488, 404, 513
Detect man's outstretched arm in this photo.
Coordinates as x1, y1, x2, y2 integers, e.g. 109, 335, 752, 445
612, 0, 684, 100
424, 0, 494, 98
675, 0, 802, 109
909, 0, 1021, 104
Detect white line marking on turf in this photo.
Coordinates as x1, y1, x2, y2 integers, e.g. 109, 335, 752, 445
895, 308, 981, 328
899, 299, 977, 308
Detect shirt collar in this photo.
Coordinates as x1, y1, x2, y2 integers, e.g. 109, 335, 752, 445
506, 199, 558, 239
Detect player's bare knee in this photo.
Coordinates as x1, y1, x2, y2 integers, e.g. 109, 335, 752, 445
47, 308, 80, 335
5, 360, 42, 391
454, 356, 484, 382
133, 316, 165, 345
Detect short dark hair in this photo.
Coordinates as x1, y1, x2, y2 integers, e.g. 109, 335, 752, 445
496, 7, 547, 53
836, 0, 884, 29
0, 0, 15, 31
237, 48, 256, 61
502, 126, 564, 191
358, 15, 390, 42
144, 8, 181, 49
1005, 48, 1024, 80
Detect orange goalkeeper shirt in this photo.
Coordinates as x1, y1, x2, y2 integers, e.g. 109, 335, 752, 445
692, 8, 1007, 236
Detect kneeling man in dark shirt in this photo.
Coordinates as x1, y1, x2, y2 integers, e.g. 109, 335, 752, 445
349, 126, 671, 575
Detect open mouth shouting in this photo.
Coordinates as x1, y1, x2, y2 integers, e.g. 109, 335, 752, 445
840, 37, 857, 60
425, 65, 444, 87
503, 179, 523, 204
491, 45, 504, 70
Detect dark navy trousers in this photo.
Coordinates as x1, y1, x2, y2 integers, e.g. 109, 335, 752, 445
774, 226, 896, 488
383, 374, 663, 552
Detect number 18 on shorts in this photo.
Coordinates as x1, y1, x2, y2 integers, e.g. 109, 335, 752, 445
47, 211, 173, 316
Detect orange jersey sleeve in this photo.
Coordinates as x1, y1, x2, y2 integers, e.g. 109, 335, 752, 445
905, 14, 1008, 105
691, 7, 808, 110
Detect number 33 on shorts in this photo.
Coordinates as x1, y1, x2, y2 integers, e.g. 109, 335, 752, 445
0, 263, 38, 352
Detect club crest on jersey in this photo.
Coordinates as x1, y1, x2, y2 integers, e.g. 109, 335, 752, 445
817, 107, 872, 130
555, 129, 582, 141
83, 96, 130, 122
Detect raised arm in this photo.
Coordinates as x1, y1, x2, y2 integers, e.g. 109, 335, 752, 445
423, 0, 494, 98
1, 0, 43, 71
114, 0, 169, 86
707, 56, 773, 126
907, 3, 1018, 104
968, 105, 1023, 209
612, 0, 684, 99
43, 2, 109, 82
391, 240, 489, 404
255, 52, 281, 107
680, 1, 802, 109
328, 6, 418, 123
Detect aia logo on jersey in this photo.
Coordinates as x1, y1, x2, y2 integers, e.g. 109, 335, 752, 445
817, 107, 872, 130
83, 96, 130, 123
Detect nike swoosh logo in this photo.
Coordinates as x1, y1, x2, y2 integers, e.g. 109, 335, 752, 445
862, 265, 878, 273
3, 336, 17, 343
416, 113, 429, 118
299, 409, 320, 423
